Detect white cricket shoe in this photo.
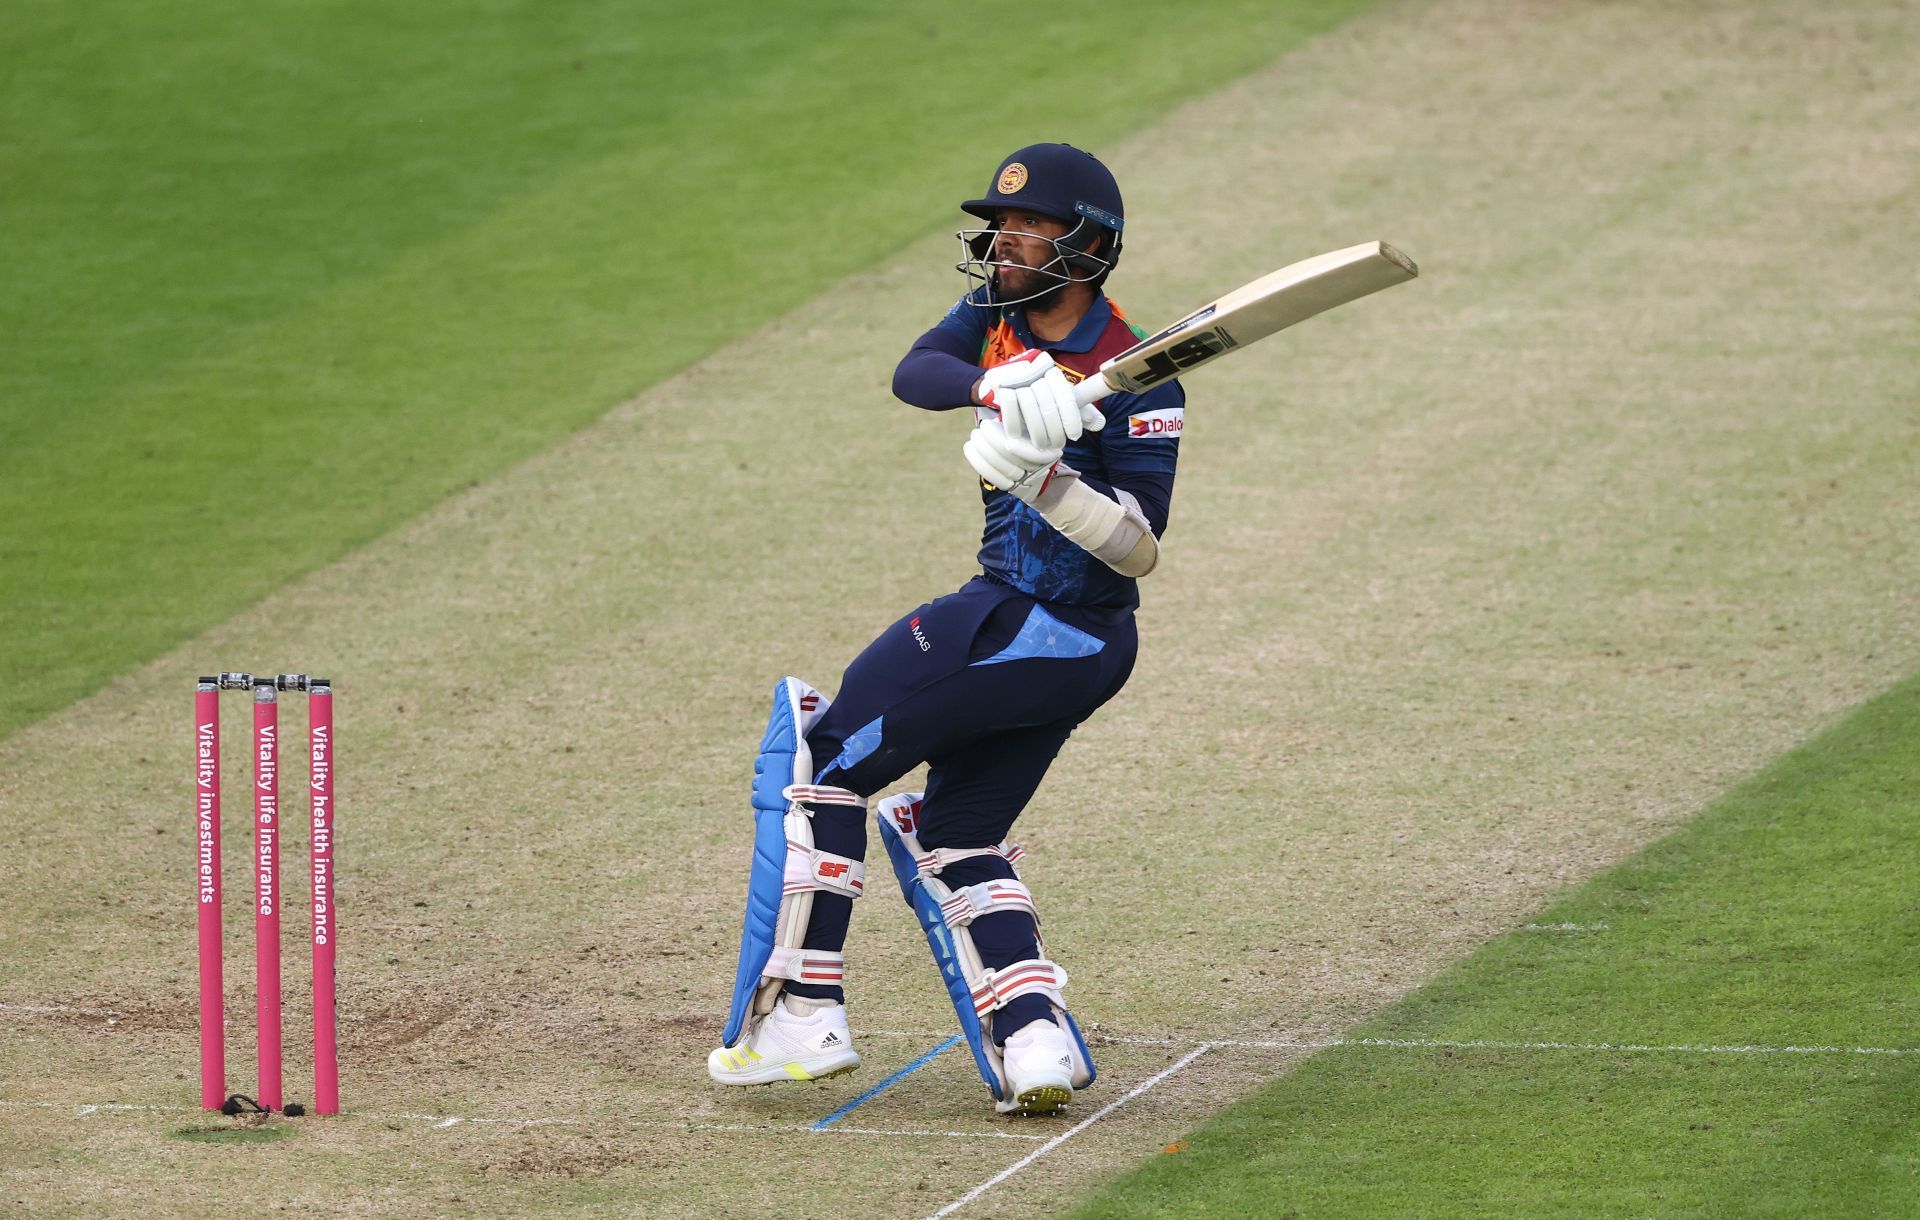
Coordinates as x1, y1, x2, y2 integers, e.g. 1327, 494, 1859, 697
707, 996, 860, 1085
996, 1018, 1076, 1116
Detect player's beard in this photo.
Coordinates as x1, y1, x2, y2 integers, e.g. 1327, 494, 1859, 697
993, 260, 1070, 310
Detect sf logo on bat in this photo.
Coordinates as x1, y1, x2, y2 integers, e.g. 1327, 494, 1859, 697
1129, 328, 1237, 387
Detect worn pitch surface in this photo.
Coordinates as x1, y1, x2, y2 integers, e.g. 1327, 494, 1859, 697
2, 0, 1915, 1213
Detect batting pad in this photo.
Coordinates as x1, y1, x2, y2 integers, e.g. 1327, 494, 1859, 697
721, 677, 866, 1048
876, 792, 1095, 1101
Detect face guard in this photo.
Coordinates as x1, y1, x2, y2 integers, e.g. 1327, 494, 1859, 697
954, 214, 1117, 308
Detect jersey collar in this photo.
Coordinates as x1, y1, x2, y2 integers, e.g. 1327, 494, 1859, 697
1008, 294, 1111, 354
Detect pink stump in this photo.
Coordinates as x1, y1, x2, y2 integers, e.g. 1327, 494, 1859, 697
309, 683, 339, 1114
253, 681, 283, 1111
195, 680, 225, 1110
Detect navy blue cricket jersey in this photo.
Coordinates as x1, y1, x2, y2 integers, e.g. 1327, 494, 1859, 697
893, 287, 1183, 610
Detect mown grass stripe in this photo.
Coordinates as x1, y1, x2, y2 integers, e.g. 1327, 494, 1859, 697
931, 1043, 1217, 1220
0, 0, 1376, 742
1066, 668, 1920, 1217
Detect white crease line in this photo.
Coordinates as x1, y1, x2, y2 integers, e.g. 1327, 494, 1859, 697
0, 1005, 425, 1026
0, 1099, 1038, 1141
1215, 1037, 1920, 1056
0, 1100, 196, 1116
0, 1002, 126, 1020
1520, 922, 1610, 932
829, 1125, 1046, 1142
10, 1032, 1911, 1152
1073, 1034, 1920, 1056
386, 1114, 1036, 1140
389, 1114, 1041, 1141
927, 1042, 1215, 1220
378, 1111, 585, 1128
1088, 1035, 1190, 1046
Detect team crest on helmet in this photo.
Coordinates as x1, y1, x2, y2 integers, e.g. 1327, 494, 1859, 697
997, 162, 1029, 194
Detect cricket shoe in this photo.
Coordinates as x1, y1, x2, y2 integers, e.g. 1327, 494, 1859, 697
707, 996, 860, 1085
996, 1018, 1075, 1116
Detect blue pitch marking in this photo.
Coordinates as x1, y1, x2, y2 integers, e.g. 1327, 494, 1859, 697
811, 1035, 963, 1131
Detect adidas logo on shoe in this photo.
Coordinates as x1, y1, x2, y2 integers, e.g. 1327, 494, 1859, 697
707, 1004, 860, 1086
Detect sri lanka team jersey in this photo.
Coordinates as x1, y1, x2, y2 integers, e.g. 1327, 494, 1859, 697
930, 287, 1183, 610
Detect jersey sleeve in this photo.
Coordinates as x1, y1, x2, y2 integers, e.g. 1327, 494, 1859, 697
892, 290, 994, 411
1085, 380, 1183, 536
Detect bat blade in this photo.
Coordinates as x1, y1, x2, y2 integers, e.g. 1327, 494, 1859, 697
1075, 240, 1417, 406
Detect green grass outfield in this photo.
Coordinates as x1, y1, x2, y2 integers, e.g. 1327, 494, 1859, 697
1070, 669, 1920, 1217
0, 0, 1369, 741
3, 0, 1917, 1213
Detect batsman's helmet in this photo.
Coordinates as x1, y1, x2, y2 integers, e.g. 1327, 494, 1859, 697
960, 143, 1124, 283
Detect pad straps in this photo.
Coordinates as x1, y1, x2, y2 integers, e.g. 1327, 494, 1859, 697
784, 783, 867, 809
782, 781, 868, 899
970, 958, 1068, 1017
785, 838, 866, 899
764, 946, 846, 986
939, 879, 1039, 928
907, 841, 1027, 878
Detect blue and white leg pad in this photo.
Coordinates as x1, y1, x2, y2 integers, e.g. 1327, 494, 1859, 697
876, 792, 1096, 1101
721, 677, 868, 1048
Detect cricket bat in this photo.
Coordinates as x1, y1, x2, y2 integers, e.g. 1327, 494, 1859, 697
1073, 240, 1418, 409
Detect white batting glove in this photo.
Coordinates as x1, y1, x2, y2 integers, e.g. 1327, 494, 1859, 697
975, 351, 1105, 448
964, 417, 1062, 504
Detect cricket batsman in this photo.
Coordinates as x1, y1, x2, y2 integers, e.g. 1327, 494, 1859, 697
709, 143, 1182, 1116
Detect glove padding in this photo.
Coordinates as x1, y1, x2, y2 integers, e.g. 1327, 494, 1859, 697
976, 351, 1105, 449
964, 417, 1061, 504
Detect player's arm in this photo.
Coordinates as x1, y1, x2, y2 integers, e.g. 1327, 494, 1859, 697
893, 292, 993, 410
1085, 380, 1181, 538
965, 380, 1180, 577
1044, 380, 1181, 577
1027, 463, 1162, 578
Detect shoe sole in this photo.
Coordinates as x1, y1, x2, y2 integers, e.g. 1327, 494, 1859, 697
708, 1052, 860, 1087
998, 1084, 1072, 1116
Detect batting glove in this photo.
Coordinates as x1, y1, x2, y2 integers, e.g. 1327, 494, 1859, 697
975, 351, 1105, 449
964, 417, 1062, 504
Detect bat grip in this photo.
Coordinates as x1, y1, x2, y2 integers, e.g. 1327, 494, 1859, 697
1073, 371, 1114, 408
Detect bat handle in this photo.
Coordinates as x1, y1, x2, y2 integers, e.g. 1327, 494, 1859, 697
1073, 369, 1114, 431
1073, 370, 1114, 408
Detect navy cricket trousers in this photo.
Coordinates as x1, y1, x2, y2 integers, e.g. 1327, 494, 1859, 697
785, 575, 1137, 1036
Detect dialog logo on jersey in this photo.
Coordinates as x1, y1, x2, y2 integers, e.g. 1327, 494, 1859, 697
1128, 407, 1184, 438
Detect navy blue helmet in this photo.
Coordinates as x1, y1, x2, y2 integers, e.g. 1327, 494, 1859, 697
957, 144, 1125, 298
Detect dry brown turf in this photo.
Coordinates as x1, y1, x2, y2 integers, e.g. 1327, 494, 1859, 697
3, 0, 1917, 1213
